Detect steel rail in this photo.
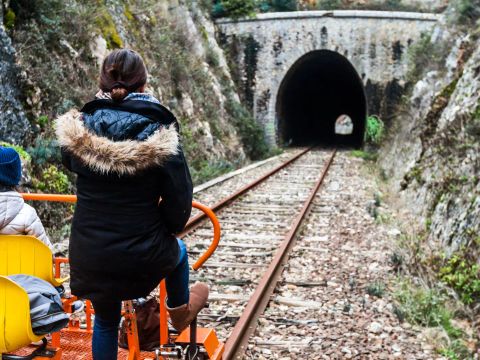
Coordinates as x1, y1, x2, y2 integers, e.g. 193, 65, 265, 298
178, 147, 312, 238
223, 149, 337, 360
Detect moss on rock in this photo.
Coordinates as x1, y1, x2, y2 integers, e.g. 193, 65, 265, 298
4, 8, 16, 29
95, 5, 123, 49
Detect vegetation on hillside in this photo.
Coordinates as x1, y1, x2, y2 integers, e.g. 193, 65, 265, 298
454, 0, 480, 26
2, 0, 268, 182
389, 228, 479, 358
1, 0, 272, 235
393, 279, 474, 359
439, 250, 480, 305
364, 115, 384, 146
406, 0, 480, 83
379, 3, 480, 356
349, 115, 384, 161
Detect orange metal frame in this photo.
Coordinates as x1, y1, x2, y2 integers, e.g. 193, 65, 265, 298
21, 193, 224, 360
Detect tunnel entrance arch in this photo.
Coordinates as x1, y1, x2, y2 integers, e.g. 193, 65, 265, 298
276, 50, 367, 147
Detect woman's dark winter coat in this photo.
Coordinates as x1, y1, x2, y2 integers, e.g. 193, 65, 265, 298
56, 97, 192, 302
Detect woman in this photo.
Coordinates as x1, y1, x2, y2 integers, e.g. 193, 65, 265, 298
56, 49, 208, 359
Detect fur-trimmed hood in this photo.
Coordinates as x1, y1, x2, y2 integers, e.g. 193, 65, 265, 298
55, 109, 179, 175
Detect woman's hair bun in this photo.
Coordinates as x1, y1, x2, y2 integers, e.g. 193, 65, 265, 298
111, 87, 128, 102
99, 49, 148, 102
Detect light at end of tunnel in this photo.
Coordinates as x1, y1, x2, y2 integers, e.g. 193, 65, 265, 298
335, 114, 354, 135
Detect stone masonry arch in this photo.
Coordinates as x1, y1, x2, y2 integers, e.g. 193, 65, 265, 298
277, 49, 367, 147
217, 10, 440, 146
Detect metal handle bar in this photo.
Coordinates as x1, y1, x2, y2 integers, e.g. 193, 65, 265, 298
190, 201, 220, 270
21, 193, 220, 270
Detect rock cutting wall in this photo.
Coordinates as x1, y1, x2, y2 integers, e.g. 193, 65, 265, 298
0, 0, 260, 186
380, 24, 479, 257
0, 0, 262, 235
217, 10, 439, 145
0, 6, 30, 145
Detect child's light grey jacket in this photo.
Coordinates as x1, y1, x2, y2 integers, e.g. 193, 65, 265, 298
0, 191, 52, 249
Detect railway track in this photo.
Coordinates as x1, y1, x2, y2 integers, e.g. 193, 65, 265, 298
183, 147, 311, 230
18, 146, 337, 360
181, 147, 337, 359
242, 153, 429, 360
16, 148, 437, 359
192, 149, 300, 200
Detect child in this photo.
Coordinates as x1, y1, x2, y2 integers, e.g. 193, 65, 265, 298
0, 147, 84, 316
0, 146, 52, 249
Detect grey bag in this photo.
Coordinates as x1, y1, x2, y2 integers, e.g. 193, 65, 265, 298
8, 274, 69, 335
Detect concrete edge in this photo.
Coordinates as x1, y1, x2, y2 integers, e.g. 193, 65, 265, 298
215, 10, 442, 24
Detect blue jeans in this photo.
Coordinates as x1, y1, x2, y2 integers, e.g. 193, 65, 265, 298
165, 238, 190, 308
91, 239, 190, 360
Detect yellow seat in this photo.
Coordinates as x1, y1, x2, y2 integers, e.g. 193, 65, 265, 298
0, 235, 65, 286
0, 275, 43, 353
0, 235, 66, 355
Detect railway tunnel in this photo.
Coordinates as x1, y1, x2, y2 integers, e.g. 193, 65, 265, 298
276, 50, 367, 147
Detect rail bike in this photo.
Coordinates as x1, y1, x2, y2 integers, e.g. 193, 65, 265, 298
0, 194, 224, 360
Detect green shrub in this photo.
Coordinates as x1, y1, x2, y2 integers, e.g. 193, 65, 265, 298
4, 8, 16, 29
58, 99, 76, 115
211, 3, 227, 18
34, 166, 70, 193
350, 150, 377, 161
215, 0, 256, 19
8, 0, 62, 22
439, 339, 474, 360
364, 115, 384, 145
9, 0, 64, 44
366, 281, 385, 298
180, 125, 198, 161
466, 104, 480, 137
36, 115, 49, 129
439, 252, 480, 305
390, 252, 404, 271
258, 1, 271, 12
205, 47, 220, 67
8, 0, 99, 119
225, 97, 269, 160
199, 25, 209, 41
441, 333, 475, 359
393, 280, 474, 359
0, 142, 31, 161
385, 0, 402, 9
404, 165, 424, 185
269, 0, 298, 11
407, 32, 450, 83
257, 0, 302, 12
198, 0, 215, 13
317, 0, 342, 10
190, 160, 234, 185
27, 138, 61, 167
394, 280, 458, 334
454, 0, 480, 25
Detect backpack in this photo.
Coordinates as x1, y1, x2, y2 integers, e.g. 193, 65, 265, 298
8, 274, 70, 335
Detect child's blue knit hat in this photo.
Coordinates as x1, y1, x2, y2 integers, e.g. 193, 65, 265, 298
0, 147, 22, 186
